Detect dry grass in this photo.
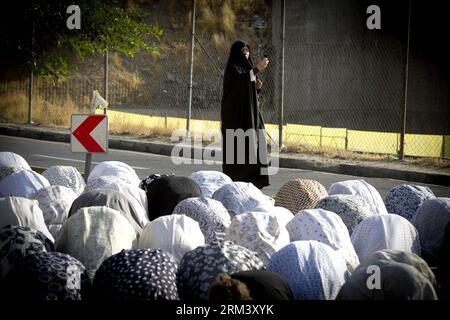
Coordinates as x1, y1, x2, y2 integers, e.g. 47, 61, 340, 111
221, 2, 236, 36
109, 52, 123, 68
0, 92, 83, 128
406, 157, 450, 169
284, 142, 387, 162
108, 116, 174, 138
199, 6, 217, 34
212, 33, 230, 52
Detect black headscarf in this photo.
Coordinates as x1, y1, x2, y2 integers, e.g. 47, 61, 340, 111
145, 176, 202, 220
231, 270, 294, 300
221, 40, 269, 189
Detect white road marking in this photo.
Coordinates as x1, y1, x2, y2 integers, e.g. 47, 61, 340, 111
33, 154, 149, 170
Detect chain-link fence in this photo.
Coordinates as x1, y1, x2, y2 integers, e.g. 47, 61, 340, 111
0, 0, 448, 159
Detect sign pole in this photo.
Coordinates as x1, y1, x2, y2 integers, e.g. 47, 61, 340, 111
84, 94, 96, 179
84, 153, 92, 179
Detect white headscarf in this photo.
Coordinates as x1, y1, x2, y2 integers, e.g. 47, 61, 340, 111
139, 214, 205, 262
0, 152, 31, 170
0, 196, 54, 242
189, 171, 233, 198
351, 214, 421, 264
267, 240, 348, 300
412, 198, 450, 264
84, 175, 149, 226
172, 196, 231, 244
225, 211, 290, 265
252, 205, 294, 228
0, 170, 49, 198
328, 179, 388, 215
42, 165, 86, 195
212, 182, 273, 217
87, 161, 140, 186
286, 209, 359, 270
32, 185, 78, 239
55, 206, 137, 281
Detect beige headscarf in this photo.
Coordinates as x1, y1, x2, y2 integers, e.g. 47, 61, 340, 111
275, 179, 328, 214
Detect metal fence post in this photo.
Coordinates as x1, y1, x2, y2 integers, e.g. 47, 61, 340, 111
28, 25, 35, 124
104, 49, 109, 115
399, 0, 412, 160
187, 0, 196, 134
279, 0, 286, 148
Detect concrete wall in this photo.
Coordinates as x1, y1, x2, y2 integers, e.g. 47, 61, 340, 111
273, 0, 449, 134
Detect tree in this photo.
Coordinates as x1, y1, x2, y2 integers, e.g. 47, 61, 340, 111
0, 0, 163, 82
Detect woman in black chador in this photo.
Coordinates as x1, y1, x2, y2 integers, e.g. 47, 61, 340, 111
221, 40, 270, 189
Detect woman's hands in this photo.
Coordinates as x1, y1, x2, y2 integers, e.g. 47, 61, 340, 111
256, 57, 269, 71
256, 78, 263, 90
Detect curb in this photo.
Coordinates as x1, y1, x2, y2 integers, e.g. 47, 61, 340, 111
1, 124, 449, 186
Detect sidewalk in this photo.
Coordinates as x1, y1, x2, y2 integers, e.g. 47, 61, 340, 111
1, 123, 449, 186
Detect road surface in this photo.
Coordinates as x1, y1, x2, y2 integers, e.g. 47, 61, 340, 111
0, 135, 447, 198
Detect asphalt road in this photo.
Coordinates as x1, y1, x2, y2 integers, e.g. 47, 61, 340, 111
1, 134, 448, 198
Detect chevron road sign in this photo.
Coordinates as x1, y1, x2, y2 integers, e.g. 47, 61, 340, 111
71, 114, 108, 153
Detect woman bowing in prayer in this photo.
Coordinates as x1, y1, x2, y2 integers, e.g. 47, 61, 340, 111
221, 40, 270, 189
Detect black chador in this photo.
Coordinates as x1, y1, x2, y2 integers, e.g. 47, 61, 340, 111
221, 40, 270, 189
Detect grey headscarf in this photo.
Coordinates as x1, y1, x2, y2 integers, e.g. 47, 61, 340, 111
0, 196, 54, 242
336, 260, 438, 300
69, 189, 148, 236
411, 198, 450, 265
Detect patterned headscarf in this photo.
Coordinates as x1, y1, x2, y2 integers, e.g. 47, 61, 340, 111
315, 194, 373, 235
93, 249, 179, 300
55, 206, 137, 281
225, 211, 290, 265
138, 214, 205, 262
0, 170, 49, 198
177, 241, 264, 300
286, 209, 359, 271
212, 182, 273, 217
385, 184, 436, 220
42, 165, 86, 195
412, 198, 450, 265
87, 161, 141, 186
0, 152, 31, 171
328, 179, 388, 215
275, 179, 328, 214
172, 197, 231, 244
351, 214, 421, 264
84, 175, 149, 224
189, 171, 233, 198
0, 196, 54, 242
69, 189, 149, 237
267, 240, 348, 300
0, 225, 54, 281
0, 251, 91, 300
336, 260, 437, 300
33, 185, 78, 239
